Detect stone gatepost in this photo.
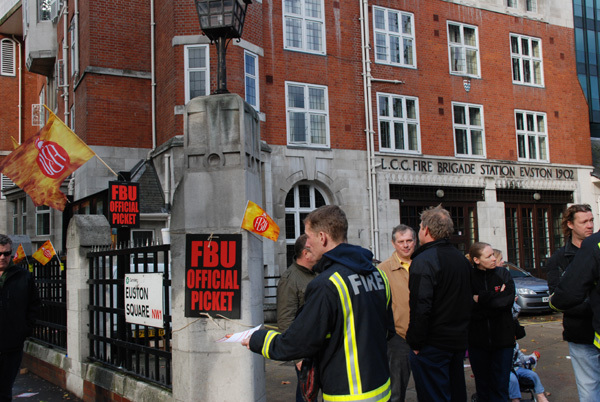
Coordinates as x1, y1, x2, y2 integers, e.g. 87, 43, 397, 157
65, 215, 112, 397
170, 94, 266, 402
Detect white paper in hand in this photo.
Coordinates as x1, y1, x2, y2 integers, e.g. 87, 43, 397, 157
216, 325, 262, 343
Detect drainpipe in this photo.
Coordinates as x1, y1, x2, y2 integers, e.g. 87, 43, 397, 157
359, 0, 379, 259
12, 36, 22, 144
62, 2, 69, 120
151, 0, 157, 149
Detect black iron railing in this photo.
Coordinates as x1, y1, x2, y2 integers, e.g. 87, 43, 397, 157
29, 256, 67, 349
88, 244, 171, 388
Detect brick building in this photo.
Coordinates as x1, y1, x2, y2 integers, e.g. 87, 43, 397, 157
0, 0, 595, 283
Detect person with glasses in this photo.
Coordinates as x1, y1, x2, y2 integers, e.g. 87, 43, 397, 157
0, 235, 40, 402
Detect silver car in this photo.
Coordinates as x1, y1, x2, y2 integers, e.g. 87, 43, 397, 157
506, 262, 551, 313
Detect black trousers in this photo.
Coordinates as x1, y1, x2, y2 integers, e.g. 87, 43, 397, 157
0, 348, 23, 402
387, 334, 412, 402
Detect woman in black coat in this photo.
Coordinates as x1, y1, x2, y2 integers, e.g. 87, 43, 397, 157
467, 242, 516, 402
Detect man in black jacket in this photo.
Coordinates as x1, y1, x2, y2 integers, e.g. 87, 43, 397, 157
244, 205, 395, 402
0, 235, 40, 401
406, 205, 472, 402
546, 204, 598, 401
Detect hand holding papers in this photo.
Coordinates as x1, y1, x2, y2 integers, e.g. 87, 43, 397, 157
217, 325, 262, 347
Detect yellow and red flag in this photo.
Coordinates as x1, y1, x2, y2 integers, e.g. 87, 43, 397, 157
13, 244, 26, 264
241, 200, 280, 242
32, 240, 56, 265
0, 109, 95, 211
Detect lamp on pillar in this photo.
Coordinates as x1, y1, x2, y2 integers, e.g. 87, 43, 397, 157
194, 0, 252, 94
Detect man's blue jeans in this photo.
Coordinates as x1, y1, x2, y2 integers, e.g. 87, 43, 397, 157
409, 345, 467, 402
569, 342, 600, 402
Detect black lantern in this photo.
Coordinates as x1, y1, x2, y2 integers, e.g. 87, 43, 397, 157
194, 0, 252, 94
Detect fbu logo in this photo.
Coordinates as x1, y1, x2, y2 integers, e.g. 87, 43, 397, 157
35, 138, 70, 179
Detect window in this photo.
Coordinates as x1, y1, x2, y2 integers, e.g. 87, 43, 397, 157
283, 0, 326, 55
1, 174, 14, 200
507, 0, 517, 7
1, 38, 16, 76
377, 94, 420, 153
39, 0, 60, 22
373, 7, 416, 68
12, 201, 18, 234
526, 0, 537, 12
184, 45, 210, 103
285, 183, 327, 267
286, 82, 329, 147
448, 22, 480, 77
244, 51, 259, 110
515, 110, 548, 162
452, 103, 485, 157
36, 205, 50, 236
511, 34, 543, 86
21, 199, 27, 235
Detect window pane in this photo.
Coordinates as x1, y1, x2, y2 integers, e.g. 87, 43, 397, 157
380, 121, 391, 148
526, 114, 534, 131
455, 129, 467, 154
528, 135, 537, 159
536, 115, 545, 132
533, 61, 542, 84
464, 27, 476, 46
305, 0, 321, 18
309, 88, 325, 110
516, 113, 524, 130
469, 107, 481, 125
189, 71, 207, 98
306, 21, 323, 51
299, 185, 310, 207
285, 18, 302, 48
531, 40, 540, 57
466, 49, 478, 75
390, 36, 401, 63
408, 124, 418, 150
388, 11, 399, 33
511, 36, 519, 53
188, 48, 206, 68
402, 14, 412, 34
379, 96, 389, 117
310, 114, 327, 144
406, 99, 416, 119
288, 85, 305, 108
374, 9, 385, 29
289, 112, 306, 142
285, 0, 301, 14
521, 38, 530, 56
375, 34, 387, 61
393, 98, 403, 118
523, 60, 531, 82
512, 58, 521, 81
471, 130, 483, 155
315, 190, 326, 207
394, 123, 404, 150
518, 135, 526, 158
404, 38, 414, 65
449, 24, 461, 43
245, 54, 255, 75
454, 105, 466, 124
538, 136, 547, 160
451, 47, 464, 72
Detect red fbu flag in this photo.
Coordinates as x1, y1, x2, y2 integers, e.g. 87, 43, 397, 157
241, 200, 280, 242
0, 109, 95, 211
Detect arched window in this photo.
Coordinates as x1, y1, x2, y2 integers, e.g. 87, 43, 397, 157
285, 183, 327, 267
1, 38, 16, 77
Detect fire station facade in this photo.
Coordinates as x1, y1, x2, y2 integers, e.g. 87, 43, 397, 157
0, 0, 594, 282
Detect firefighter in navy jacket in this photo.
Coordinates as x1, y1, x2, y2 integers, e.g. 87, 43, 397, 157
245, 206, 394, 402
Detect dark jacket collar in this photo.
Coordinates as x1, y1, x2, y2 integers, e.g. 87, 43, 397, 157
411, 238, 449, 260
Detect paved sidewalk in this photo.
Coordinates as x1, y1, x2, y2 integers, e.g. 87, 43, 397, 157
266, 312, 576, 401
11, 312, 575, 401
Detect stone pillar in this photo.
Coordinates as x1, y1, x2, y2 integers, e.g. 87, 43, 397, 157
65, 215, 112, 397
170, 94, 265, 402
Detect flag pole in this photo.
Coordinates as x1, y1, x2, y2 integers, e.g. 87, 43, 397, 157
42, 105, 119, 178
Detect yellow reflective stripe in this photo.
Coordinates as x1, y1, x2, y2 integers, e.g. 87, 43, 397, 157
376, 268, 391, 306
261, 330, 279, 359
594, 332, 600, 349
330, 272, 362, 395
323, 378, 391, 402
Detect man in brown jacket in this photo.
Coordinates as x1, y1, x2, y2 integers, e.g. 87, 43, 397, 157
378, 224, 416, 402
276, 234, 317, 402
